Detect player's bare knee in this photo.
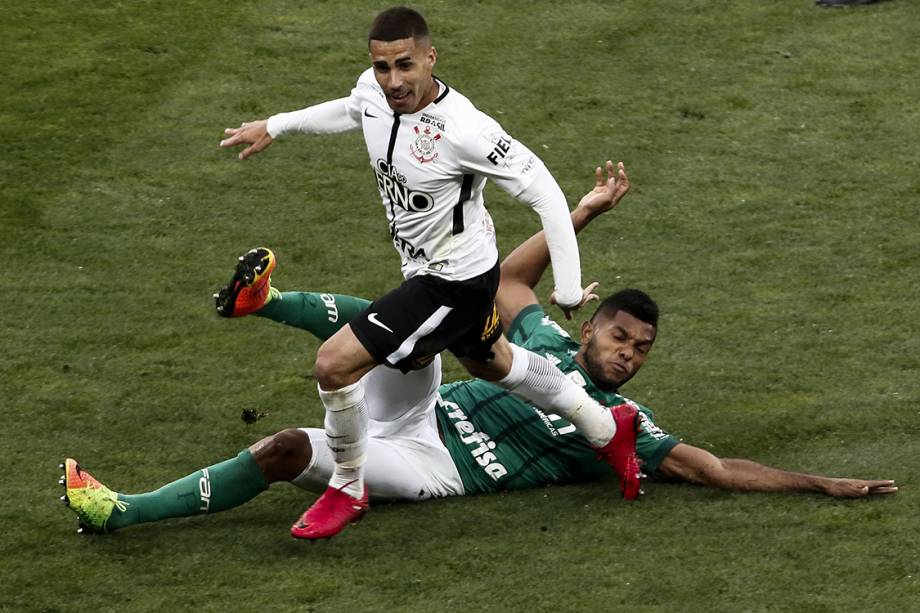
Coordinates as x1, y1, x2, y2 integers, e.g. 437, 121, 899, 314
251, 428, 311, 483
314, 344, 346, 389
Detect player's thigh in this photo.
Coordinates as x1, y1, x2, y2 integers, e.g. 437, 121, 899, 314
291, 427, 462, 501
362, 356, 442, 423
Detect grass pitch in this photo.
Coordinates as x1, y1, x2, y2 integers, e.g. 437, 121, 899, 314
2, 1, 919, 611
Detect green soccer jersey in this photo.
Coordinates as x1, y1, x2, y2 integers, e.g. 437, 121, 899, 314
435, 305, 680, 495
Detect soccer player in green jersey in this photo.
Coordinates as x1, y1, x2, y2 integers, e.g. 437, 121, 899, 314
60, 161, 896, 535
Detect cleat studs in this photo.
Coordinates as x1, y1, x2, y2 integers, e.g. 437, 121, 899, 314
59, 463, 65, 470
60, 495, 67, 503
77, 527, 83, 534
59, 477, 65, 486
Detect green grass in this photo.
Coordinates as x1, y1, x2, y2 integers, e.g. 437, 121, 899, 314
3, 1, 919, 611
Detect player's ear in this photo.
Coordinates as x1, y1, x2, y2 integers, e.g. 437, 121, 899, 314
580, 319, 594, 344
428, 46, 437, 68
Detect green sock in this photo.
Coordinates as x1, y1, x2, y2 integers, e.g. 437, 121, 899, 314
106, 450, 269, 530
256, 291, 371, 341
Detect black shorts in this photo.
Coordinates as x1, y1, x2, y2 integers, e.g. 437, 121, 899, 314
350, 261, 503, 373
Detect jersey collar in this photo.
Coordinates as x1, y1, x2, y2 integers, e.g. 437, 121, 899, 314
432, 75, 450, 104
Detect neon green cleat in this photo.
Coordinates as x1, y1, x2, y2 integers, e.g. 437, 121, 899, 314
59, 458, 126, 533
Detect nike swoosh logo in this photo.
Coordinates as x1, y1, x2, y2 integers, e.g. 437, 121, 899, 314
367, 312, 394, 333
364, 108, 377, 118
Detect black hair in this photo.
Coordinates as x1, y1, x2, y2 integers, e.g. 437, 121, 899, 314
368, 7, 430, 44
591, 288, 659, 327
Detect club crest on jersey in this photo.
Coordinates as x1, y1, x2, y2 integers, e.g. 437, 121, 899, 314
410, 125, 441, 163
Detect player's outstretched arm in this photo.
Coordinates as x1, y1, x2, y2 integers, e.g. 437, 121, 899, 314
220, 119, 274, 161
658, 443, 898, 498
220, 98, 362, 161
496, 161, 630, 327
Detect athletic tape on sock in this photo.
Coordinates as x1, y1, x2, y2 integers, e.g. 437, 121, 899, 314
319, 381, 368, 467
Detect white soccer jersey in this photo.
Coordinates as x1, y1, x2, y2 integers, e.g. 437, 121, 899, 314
268, 69, 582, 301
346, 68, 544, 281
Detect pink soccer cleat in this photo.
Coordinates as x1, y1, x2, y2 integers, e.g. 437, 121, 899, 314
594, 403, 643, 500
290, 482, 369, 540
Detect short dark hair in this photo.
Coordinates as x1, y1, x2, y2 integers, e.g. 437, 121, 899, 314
368, 6, 431, 44
591, 289, 659, 328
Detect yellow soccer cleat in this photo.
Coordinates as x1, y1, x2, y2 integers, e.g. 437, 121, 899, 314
59, 458, 126, 533
214, 248, 277, 318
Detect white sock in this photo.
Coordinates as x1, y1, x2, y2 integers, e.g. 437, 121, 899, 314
318, 380, 368, 498
497, 343, 616, 447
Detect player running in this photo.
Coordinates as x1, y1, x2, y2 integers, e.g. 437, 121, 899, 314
218, 7, 638, 538
61, 161, 896, 535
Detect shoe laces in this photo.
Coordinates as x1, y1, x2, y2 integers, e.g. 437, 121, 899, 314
94, 483, 128, 513
112, 496, 129, 513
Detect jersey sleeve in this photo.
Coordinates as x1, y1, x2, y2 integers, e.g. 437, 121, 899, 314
633, 403, 680, 474
505, 304, 580, 363
506, 304, 554, 346
453, 112, 582, 307
454, 113, 544, 197
266, 71, 371, 137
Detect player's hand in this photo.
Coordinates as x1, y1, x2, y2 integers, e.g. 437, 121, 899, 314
549, 281, 600, 320
575, 161, 630, 216
220, 120, 273, 160
822, 478, 898, 498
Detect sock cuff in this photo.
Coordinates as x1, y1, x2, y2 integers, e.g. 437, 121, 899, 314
318, 379, 364, 411
496, 343, 530, 389
236, 449, 270, 490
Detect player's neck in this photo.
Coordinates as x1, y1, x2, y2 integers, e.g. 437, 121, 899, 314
411, 77, 440, 113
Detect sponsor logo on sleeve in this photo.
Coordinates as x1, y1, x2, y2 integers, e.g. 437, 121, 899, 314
540, 316, 571, 338
637, 411, 669, 440
486, 132, 513, 166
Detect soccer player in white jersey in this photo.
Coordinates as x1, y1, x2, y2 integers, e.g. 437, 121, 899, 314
219, 7, 638, 539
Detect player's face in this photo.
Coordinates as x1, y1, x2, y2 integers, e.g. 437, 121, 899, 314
577, 310, 656, 391
369, 37, 438, 114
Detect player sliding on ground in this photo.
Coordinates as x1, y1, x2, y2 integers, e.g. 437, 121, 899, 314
216, 7, 640, 539
60, 161, 896, 535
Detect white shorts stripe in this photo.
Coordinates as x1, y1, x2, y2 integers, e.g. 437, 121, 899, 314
386, 305, 453, 365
